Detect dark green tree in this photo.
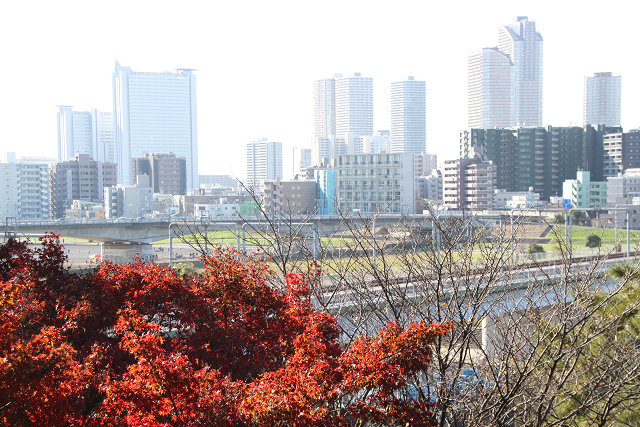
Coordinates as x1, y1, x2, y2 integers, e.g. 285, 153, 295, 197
585, 234, 602, 249
554, 213, 565, 224
572, 210, 588, 226
527, 243, 544, 254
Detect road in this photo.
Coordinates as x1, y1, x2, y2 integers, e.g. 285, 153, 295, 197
29, 242, 204, 268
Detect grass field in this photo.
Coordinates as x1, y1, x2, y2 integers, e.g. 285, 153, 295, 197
542, 226, 640, 251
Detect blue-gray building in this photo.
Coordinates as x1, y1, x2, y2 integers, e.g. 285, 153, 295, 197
315, 169, 337, 214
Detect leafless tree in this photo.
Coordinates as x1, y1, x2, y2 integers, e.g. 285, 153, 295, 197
175, 193, 640, 425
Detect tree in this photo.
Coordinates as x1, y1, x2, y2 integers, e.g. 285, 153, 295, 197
572, 210, 589, 226
586, 233, 602, 249
527, 243, 545, 254
0, 234, 449, 425
141, 194, 640, 425
554, 213, 565, 224
537, 263, 640, 424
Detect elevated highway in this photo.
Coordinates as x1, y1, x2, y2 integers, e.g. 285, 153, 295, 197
7, 214, 444, 244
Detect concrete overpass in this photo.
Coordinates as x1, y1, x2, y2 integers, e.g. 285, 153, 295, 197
7, 214, 450, 244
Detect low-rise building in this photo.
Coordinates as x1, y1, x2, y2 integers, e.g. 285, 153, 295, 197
104, 175, 153, 219
199, 174, 239, 190
65, 200, 105, 219
494, 188, 542, 209
177, 189, 255, 217
263, 179, 318, 217
194, 202, 241, 219
315, 169, 337, 215
336, 152, 415, 214
607, 168, 640, 205
562, 170, 607, 209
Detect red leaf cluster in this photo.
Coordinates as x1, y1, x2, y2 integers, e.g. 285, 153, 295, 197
0, 234, 450, 425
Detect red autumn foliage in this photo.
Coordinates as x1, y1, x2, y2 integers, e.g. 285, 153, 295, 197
0, 234, 450, 425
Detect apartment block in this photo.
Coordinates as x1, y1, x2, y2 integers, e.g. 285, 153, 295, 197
584, 72, 621, 127
131, 153, 187, 195
607, 168, 640, 205
49, 154, 117, 219
104, 175, 153, 219
336, 153, 415, 214
443, 150, 497, 210
246, 139, 283, 190
562, 170, 607, 209
263, 179, 318, 217
461, 126, 588, 199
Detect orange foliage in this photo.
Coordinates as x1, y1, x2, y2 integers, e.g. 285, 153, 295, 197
0, 234, 449, 425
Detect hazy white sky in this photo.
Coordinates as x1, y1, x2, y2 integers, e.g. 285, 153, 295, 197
1, 0, 639, 179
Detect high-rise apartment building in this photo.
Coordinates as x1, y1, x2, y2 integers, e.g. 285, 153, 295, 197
469, 17, 543, 128
335, 73, 373, 137
246, 139, 283, 189
390, 76, 426, 154
460, 126, 583, 199
0, 163, 19, 220
113, 61, 198, 189
314, 78, 336, 139
313, 73, 373, 163
497, 16, 543, 127
582, 124, 623, 181
131, 153, 187, 195
49, 154, 117, 218
467, 48, 515, 128
17, 163, 50, 219
602, 130, 640, 178
584, 72, 622, 127
460, 128, 516, 190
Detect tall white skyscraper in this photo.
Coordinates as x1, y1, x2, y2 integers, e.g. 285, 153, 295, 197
57, 107, 114, 163
93, 110, 115, 164
246, 139, 283, 189
335, 73, 373, 137
584, 72, 622, 127
314, 78, 336, 138
497, 16, 543, 126
390, 76, 426, 154
467, 48, 515, 128
313, 77, 336, 165
57, 106, 94, 161
113, 61, 198, 189
313, 73, 373, 164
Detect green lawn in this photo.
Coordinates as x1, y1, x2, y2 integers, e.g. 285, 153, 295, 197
155, 230, 278, 246
544, 226, 640, 250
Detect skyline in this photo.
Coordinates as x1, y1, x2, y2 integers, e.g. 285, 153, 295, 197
1, 0, 640, 180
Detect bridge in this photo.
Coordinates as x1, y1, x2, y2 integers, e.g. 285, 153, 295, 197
5, 214, 450, 245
